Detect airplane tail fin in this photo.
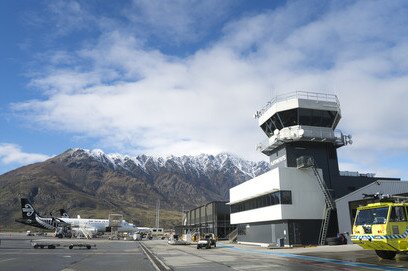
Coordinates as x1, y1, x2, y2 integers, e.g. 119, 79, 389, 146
59, 209, 69, 218
21, 198, 38, 219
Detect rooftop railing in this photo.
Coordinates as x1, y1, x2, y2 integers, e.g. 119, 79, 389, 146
254, 91, 340, 119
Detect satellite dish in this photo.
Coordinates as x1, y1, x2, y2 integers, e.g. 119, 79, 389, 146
274, 129, 279, 135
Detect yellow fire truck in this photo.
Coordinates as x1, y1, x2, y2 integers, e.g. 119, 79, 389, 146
351, 194, 408, 259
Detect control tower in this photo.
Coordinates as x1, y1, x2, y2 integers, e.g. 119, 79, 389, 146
254, 92, 351, 196
228, 91, 394, 246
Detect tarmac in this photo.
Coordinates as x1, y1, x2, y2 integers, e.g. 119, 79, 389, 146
143, 240, 408, 271
2, 233, 408, 271
0, 233, 155, 271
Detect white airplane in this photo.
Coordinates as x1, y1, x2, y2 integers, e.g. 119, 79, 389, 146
57, 209, 137, 236
16, 198, 138, 237
61, 215, 137, 236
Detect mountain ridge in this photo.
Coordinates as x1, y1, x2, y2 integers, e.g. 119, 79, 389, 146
67, 148, 269, 178
0, 148, 270, 229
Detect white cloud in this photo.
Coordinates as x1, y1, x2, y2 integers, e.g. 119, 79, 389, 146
0, 144, 51, 166
125, 0, 234, 44
46, 0, 93, 35
11, 1, 408, 178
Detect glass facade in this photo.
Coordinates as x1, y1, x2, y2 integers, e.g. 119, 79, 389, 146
260, 108, 337, 136
182, 201, 236, 239
230, 191, 292, 213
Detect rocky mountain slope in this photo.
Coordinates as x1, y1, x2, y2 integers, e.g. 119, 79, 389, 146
0, 148, 270, 229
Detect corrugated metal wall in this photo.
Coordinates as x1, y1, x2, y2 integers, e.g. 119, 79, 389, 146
335, 180, 408, 240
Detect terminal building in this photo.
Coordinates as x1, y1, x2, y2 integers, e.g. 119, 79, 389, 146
228, 92, 400, 246
178, 201, 236, 239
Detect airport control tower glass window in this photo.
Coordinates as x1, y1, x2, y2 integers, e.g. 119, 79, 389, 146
279, 109, 298, 127
261, 109, 337, 135
298, 109, 337, 128
321, 110, 337, 127
261, 114, 283, 136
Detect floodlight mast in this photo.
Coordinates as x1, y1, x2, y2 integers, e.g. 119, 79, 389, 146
155, 199, 160, 228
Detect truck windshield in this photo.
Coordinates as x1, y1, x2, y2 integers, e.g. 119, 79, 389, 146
355, 207, 389, 225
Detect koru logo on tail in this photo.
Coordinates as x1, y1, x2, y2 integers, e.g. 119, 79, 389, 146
22, 204, 34, 217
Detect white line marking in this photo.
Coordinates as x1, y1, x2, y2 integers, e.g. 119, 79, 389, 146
139, 242, 171, 271
139, 244, 162, 271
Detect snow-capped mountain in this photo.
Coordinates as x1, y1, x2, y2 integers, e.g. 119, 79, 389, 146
0, 148, 270, 228
67, 148, 270, 179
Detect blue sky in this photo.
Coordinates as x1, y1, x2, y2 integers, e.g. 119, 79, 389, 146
0, 0, 407, 180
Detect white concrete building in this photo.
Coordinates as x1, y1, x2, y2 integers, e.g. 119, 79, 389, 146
230, 167, 325, 224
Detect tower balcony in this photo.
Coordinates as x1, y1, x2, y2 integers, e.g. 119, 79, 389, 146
256, 125, 349, 156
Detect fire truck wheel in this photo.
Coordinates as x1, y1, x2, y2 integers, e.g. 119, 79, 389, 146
375, 250, 397, 260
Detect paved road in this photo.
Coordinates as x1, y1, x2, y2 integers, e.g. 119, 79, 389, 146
0, 235, 155, 271
144, 240, 408, 271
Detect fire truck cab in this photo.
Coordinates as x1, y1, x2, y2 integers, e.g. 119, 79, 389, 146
351, 194, 408, 259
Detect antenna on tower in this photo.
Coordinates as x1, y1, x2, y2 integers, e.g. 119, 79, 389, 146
155, 199, 160, 228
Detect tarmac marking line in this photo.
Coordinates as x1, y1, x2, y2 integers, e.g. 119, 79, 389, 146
219, 244, 407, 271
139, 242, 172, 271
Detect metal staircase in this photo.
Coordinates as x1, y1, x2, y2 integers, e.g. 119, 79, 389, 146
227, 228, 238, 243
311, 166, 334, 245
79, 226, 92, 239
297, 156, 334, 245
108, 214, 123, 240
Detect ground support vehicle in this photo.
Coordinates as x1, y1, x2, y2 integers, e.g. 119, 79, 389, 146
67, 243, 95, 249
351, 194, 408, 259
31, 241, 60, 249
54, 224, 72, 238
168, 234, 190, 245
197, 233, 217, 249
31, 240, 95, 250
